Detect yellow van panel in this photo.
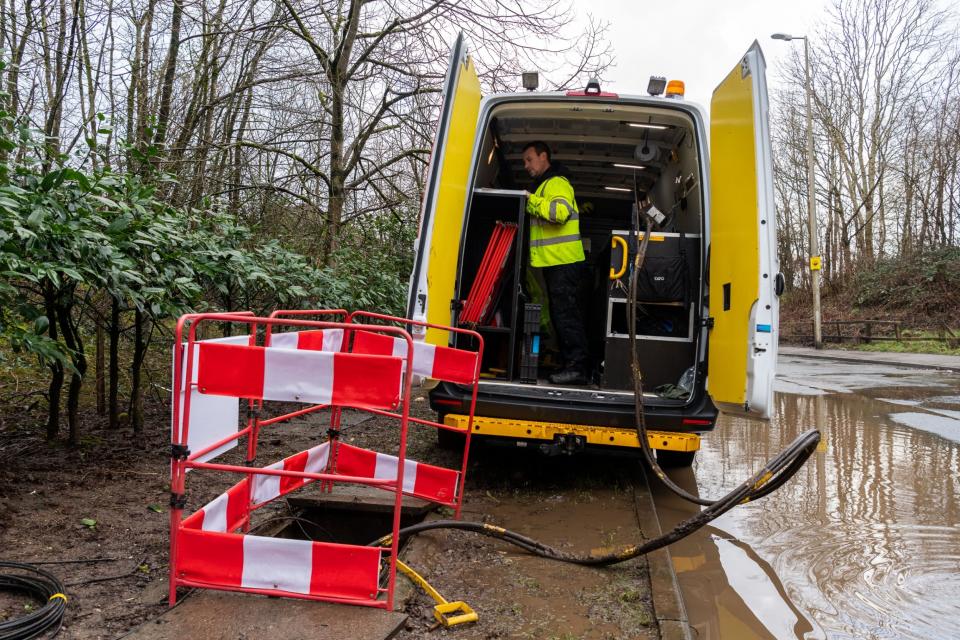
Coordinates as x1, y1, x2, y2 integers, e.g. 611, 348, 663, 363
425, 57, 481, 345
708, 59, 759, 407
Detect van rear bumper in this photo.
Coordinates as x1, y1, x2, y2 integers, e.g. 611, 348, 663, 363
428, 381, 718, 433
443, 413, 701, 453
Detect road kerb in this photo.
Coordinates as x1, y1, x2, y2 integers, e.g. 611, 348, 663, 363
633, 463, 694, 640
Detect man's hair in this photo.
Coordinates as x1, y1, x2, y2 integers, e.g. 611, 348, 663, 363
522, 141, 551, 160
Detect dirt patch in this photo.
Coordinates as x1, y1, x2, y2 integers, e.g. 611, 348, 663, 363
392, 448, 658, 640
1, 393, 658, 639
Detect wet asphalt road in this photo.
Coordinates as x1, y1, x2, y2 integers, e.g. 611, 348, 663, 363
652, 355, 960, 640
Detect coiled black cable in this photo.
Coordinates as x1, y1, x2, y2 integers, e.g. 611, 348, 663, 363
0, 562, 67, 639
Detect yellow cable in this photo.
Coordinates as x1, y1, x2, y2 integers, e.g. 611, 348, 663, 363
48, 593, 68, 603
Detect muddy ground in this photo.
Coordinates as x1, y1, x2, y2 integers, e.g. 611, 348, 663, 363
0, 392, 658, 639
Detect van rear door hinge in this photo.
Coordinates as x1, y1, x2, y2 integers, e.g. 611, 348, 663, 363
700, 317, 715, 329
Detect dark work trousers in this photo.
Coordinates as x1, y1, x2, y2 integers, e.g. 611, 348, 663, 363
543, 262, 589, 373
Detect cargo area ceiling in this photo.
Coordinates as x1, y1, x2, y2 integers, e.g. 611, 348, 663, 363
490, 104, 696, 201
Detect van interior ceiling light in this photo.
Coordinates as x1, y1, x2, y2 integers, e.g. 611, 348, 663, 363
612, 163, 646, 170
647, 76, 667, 96
521, 71, 539, 91
626, 122, 668, 130
665, 80, 685, 99
604, 186, 632, 192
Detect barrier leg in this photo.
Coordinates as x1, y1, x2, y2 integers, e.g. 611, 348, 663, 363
168, 458, 184, 606
321, 407, 344, 493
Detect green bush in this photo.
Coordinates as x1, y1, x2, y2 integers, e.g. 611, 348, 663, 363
853, 247, 960, 315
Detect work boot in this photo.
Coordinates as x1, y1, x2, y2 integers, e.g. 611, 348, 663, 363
549, 369, 587, 385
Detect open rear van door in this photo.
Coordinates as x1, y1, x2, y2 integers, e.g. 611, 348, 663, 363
406, 33, 482, 346
707, 42, 779, 419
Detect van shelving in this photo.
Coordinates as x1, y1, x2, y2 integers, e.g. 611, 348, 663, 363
454, 189, 527, 380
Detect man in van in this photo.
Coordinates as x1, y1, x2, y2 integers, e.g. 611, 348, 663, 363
522, 141, 589, 385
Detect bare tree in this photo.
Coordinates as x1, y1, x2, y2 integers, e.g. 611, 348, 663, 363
773, 0, 959, 282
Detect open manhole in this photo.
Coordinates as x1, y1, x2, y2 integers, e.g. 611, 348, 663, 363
272, 485, 433, 546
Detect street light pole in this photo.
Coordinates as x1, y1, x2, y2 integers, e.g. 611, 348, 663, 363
773, 33, 823, 349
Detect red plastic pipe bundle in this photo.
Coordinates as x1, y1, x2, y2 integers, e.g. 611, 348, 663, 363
460, 222, 518, 324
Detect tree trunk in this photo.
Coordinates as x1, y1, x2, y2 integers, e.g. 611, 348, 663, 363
44, 286, 62, 440
96, 322, 105, 415
57, 300, 85, 447
129, 308, 147, 434
108, 295, 120, 429
153, 0, 182, 152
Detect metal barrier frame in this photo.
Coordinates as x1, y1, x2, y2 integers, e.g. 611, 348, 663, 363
169, 313, 416, 609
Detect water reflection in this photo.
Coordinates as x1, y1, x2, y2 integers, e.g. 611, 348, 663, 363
654, 378, 960, 639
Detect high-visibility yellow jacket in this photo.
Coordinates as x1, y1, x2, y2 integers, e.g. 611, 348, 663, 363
526, 175, 585, 268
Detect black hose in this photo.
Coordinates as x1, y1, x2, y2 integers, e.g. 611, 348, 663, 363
626, 200, 820, 507
363, 194, 821, 569
370, 429, 818, 567
0, 562, 67, 640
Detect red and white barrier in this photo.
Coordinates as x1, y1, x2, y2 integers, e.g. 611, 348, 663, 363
196, 342, 403, 409
173, 335, 250, 463
334, 442, 460, 504
250, 442, 330, 507
181, 478, 251, 533
170, 311, 482, 611
267, 328, 344, 352
176, 529, 383, 602
351, 331, 478, 385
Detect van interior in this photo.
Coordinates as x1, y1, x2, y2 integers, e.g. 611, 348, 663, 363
452, 101, 705, 398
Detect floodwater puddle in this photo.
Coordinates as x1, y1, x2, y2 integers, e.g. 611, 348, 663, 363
653, 361, 960, 639
887, 411, 960, 444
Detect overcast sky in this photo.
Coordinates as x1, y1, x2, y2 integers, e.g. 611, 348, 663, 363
579, 0, 833, 107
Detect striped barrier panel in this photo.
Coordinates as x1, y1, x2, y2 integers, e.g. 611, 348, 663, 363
195, 342, 402, 409
267, 328, 345, 352
173, 334, 251, 464
351, 331, 478, 385
175, 528, 383, 603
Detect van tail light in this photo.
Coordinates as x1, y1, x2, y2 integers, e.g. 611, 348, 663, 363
434, 398, 462, 407
682, 418, 713, 426
566, 89, 619, 98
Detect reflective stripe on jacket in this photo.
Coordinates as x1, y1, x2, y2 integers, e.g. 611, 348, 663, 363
526, 175, 585, 268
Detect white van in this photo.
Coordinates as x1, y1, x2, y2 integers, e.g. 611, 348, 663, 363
407, 35, 780, 466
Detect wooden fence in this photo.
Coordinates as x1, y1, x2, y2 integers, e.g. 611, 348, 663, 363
781, 319, 915, 345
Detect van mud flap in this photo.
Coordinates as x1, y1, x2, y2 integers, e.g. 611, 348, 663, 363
539, 433, 586, 456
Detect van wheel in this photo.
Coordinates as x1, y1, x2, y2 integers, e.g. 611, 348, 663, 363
656, 449, 696, 467
437, 428, 466, 450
